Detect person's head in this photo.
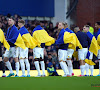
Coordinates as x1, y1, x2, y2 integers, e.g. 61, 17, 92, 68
52, 51, 57, 56
18, 19, 25, 28
48, 54, 52, 59
74, 26, 80, 33
47, 46, 51, 50
64, 22, 68, 29
35, 21, 40, 26
83, 25, 90, 33
48, 62, 53, 68
8, 17, 15, 26
95, 22, 100, 29
40, 21, 44, 27
58, 22, 65, 30
49, 22, 53, 28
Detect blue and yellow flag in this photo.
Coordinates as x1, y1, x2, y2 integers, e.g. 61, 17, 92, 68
6, 25, 26, 49
65, 28, 82, 50
56, 28, 76, 49
19, 26, 38, 49
0, 29, 10, 50
85, 51, 96, 65
32, 25, 55, 46
86, 31, 98, 56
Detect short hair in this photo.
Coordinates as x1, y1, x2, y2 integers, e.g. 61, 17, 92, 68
18, 19, 25, 25
84, 25, 90, 28
87, 22, 91, 26
59, 22, 65, 26
8, 17, 15, 21
64, 22, 68, 27
96, 22, 100, 25
74, 26, 79, 30
35, 21, 40, 26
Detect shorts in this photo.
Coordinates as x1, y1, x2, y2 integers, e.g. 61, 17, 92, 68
78, 48, 88, 60
18, 47, 28, 59
33, 47, 44, 59
67, 49, 74, 59
4, 47, 18, 58
58, 49, 67, 61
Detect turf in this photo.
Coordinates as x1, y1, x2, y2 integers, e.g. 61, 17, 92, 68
0, 76, 100, 90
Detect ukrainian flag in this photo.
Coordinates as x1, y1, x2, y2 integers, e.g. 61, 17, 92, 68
32, 25, 55, 46
56, 28, 76, 49
85, 51, 96, 65
86, 31, 98, 56
6, 25, 26, 49
19, 26, 38, 49
65, 28, 82, 50
0, 29, 10, 50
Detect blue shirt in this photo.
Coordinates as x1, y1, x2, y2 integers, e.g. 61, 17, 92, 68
76, 31, 91, 48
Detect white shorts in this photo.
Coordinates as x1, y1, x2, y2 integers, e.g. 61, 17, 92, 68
67, 49, 74, 59
58, 49, 68, 61
97, 50, 100, 59
33, 47, 44, 59
88, 51, 93, 60
17, 47, 28, 59
78, 48, 88, 60
4, 47, 18, 58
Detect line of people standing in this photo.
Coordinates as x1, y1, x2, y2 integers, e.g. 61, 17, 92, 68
0, 18, 100, 77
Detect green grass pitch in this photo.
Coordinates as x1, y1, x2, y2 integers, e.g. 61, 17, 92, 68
0, 76, 100, 90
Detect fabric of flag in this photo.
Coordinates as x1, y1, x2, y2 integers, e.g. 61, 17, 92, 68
0, 29, 10, 50
32, 25, 55, 46
56, 28, 76, 49
65, 28, 82, 50
6, 25, 26, 49
86, 31, 98, 56
85, 51, 96, 65
19, 26, 38, 49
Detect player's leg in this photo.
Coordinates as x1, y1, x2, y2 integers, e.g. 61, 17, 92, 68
40, 48, 45, 77
33, 47, 41, 77
88, 52, 94, 76
58, 49, 69, 77
4, 48, 14, 77
23, 48, 30, 77
78, 48, 88, 76
19, 47, 26, 77
85, 63, 89, 76
97, 50, 100, 76
66, 49, 74, 76
13, 47, 19, 77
